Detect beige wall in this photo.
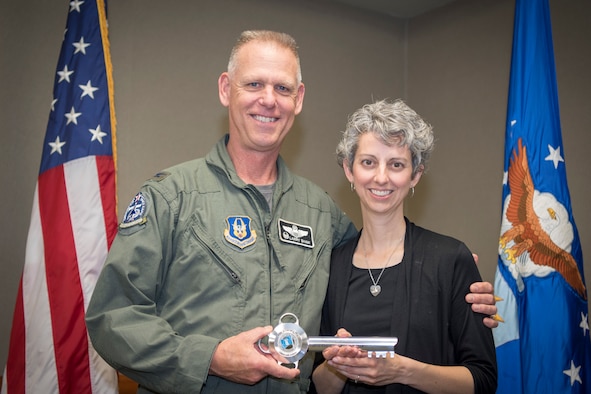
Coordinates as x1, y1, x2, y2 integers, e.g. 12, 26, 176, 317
0, 0, 589, 369
406, 0, 591, 292
407, 1, 515, 282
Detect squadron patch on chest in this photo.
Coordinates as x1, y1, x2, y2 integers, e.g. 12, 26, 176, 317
224, 215, 257, 249
278, 219, 314, 249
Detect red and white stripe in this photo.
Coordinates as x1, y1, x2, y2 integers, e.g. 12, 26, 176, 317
2, 156, 118, 394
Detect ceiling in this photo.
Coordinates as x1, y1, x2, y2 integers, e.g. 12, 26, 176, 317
328, 0, 458, 19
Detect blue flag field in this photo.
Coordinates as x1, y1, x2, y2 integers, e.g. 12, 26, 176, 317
493, 0, 591, 393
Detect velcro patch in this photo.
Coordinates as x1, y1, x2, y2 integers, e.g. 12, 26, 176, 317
120, 192, 148, 229
278, 219, 314, 249
224, 216, 257, 249
149, 171, 170, 182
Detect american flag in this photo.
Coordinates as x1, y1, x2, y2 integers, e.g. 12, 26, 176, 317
493, 0, 591, 392
2, 0, 119, 393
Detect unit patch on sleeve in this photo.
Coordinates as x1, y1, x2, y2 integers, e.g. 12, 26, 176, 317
120, 192, 148, 229
148, 171, 170, 182
278, 219, 314, 249
224, 215, 257, 249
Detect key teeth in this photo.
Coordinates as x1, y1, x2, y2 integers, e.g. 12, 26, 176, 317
369, 351, 395, 358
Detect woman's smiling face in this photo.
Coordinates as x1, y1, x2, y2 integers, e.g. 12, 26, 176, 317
345, 132, 421, 216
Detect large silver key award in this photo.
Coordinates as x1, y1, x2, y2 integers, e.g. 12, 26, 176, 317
258, 313, 398, 367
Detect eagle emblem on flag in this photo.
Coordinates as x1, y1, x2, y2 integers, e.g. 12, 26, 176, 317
499, 138, 586, 299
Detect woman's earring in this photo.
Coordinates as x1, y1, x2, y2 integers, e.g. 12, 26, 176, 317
350, 183, 355, 191
410, 187, 415, 198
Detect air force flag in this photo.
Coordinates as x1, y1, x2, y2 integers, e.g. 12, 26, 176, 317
493, 0, 591, 393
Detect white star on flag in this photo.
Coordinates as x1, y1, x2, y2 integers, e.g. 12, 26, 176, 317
544, 144, 564, 169
79, 80, 98, 99
89, 125, 107, 144
563, 360, 583, 386
49, 136, 66, 155
69, 0, 84, 13
73, 36, 90, 54
581, 313, 590, 336
65, 106, 82, 125
57, 65, 74, 83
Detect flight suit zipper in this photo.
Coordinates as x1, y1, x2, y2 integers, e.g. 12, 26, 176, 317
189, 226, 241, 286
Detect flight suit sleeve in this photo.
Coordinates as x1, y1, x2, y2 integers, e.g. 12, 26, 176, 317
331, 200, 358, 248
85, 184, 219, 393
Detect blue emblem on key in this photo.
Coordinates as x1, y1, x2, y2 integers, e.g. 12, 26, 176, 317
280, 335, 295, 350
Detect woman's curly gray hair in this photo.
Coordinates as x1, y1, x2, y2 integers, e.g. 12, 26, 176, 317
336, 99, 435, 178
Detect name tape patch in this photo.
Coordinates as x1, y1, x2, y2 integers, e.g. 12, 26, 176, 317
278, 219, 314, 249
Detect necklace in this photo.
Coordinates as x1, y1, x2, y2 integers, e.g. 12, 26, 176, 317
363, 235, 405, 297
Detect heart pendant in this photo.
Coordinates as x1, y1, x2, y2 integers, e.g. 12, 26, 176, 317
370, 284, 381, 297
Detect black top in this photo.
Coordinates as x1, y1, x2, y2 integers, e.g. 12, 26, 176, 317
341, 265, 403, 394
314, 218, 497, 394
343, 265, 400, 337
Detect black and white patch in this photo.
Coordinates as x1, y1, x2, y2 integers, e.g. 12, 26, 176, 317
278, 219, 314, 249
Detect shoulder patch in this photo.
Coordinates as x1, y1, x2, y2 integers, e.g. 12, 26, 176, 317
120, 192, 148, 229
278, 219, 314, 249
149, 171, 171, 182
